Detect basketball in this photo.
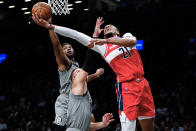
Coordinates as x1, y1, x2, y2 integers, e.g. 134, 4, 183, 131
32, 2, 52, 21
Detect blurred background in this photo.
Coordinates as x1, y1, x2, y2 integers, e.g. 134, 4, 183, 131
0, 0, 196, 130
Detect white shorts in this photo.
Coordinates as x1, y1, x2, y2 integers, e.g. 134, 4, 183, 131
120, 111, 155, 131
120, 112, 136, 131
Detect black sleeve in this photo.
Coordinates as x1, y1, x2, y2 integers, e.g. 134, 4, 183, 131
82, 49, 98, 73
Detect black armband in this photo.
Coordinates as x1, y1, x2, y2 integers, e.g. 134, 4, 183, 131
49, 24, 53, 29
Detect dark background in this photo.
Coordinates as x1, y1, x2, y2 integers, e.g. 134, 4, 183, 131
0, 0, 196, 130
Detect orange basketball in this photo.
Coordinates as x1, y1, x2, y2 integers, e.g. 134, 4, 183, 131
32, 2, 52, 21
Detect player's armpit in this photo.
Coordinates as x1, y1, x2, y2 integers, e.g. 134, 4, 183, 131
71, 69, 88, 95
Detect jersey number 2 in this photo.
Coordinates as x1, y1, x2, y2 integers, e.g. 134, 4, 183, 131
119, 47, 131, 58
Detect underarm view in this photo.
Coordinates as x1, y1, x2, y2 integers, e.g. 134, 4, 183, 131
71, 68, 88, 95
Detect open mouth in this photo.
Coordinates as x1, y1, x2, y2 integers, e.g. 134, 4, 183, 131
67, 51, 72, 54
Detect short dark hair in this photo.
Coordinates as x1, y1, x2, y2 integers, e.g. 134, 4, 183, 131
62, 43, 71, 47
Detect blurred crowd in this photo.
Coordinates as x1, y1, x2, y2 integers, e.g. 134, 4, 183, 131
0, 39, 196, 131
1, 0, 196, 130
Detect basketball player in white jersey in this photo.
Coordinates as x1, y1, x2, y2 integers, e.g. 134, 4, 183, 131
33, 18, 114, 130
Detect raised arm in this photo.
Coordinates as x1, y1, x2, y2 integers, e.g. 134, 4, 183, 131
32, 14, 106, 54
90, 17, 137, 47
49, 29, 71, 71
92, 17, 104, 38
32, 14, 91, 46
87, 17, 104, 49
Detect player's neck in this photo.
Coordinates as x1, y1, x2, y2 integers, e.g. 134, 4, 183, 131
108, 36, 118, 39
72, 58, 76, 62
105, 32, 119, 38
67, 55, 74, 60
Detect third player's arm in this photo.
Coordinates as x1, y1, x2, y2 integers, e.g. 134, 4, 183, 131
49, 30, 71, 71
90, 113, 114, 131
87, 74, 98, 82
87, 68, 104, 82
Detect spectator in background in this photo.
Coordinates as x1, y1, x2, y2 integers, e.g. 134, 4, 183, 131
0, 118, 7, 131
171, 121, 184, 131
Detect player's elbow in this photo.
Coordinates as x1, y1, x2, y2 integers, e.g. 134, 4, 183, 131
131, 38, 137, 46
89, 122, 96, 131
122, 33, 137, 47
126, 38, 137, 47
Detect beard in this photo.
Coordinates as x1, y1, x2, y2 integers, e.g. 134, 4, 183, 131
104, 32, 115, 38
67, 54, 74, 60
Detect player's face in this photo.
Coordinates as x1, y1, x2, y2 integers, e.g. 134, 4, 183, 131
63, 44, 74, 57
104, 24, 118, 37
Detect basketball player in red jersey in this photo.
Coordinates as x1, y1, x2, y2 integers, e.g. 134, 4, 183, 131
89, 17, 155, 131
32, 15, 155, 131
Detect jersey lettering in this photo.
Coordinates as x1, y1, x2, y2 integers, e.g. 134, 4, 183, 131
119, 47, 132, 58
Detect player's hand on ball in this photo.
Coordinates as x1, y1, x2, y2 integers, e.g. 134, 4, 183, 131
32, 14, 53, 29
102, 113, 115, 127
95, 68, 104, 78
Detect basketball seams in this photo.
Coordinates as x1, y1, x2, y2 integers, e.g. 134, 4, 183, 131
32, 2, 52, 20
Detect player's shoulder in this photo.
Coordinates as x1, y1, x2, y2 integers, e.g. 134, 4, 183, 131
122, 32, 133, 38
122, 32, 137, 42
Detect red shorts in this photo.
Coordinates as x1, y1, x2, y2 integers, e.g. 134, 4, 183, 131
115, 78, 155, 120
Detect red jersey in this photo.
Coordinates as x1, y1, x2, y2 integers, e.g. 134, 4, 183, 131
91, 33, 155, 120
92, 33, 144, 83
103, 43, 144, 83
54, 26, 155, 120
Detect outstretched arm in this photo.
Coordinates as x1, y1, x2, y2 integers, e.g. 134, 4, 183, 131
32, 16, 71, 71
87, 68, 104, 82
90, 37, 137, 47
32, 14, 90, 46
49, 29, 71, 71
90, 113, 115, 131
32, 15, 104, 54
